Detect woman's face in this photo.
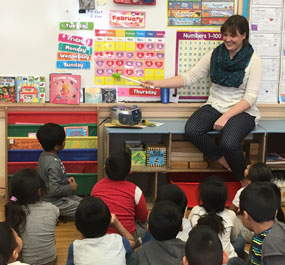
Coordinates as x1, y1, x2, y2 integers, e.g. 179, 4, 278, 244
222, 29, 246, 57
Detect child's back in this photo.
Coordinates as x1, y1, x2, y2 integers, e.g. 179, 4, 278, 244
66, 197, 136, 265
5, 169, 59, 265
188, 176, 237, 259
91, 151, 148, 235
37, 123, 82, 217
128, 201, 185, 265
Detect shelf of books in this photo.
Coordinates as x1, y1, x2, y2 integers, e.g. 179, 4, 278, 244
7, 111, 98, 196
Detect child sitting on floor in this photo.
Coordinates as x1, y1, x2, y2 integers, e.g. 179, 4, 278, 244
183, 225, 229, 265
127, 201, 185, 265
65, 197, 136, 265
188, 175, 237, 260
5, 168, 59, 265
0, 222, 29, 265
91, 151, 148, 241
240, 182, 285, 265
143, 183, 192, 243
37, 123, 82, 218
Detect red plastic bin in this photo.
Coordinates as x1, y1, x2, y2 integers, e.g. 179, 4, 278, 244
8, 112, 97, 124
171, 180, 241, 208
8, 161, 98, 174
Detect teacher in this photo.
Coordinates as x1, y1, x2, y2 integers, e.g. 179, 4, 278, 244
142, 15, 262, 186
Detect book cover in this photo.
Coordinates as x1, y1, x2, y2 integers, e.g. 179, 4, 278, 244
101, 87, 117, 103
16, 76, 45, 103
0, 76, 16, 103
84, 87, 101, 103
50, 74, 81, 104
64, 126, 88, 137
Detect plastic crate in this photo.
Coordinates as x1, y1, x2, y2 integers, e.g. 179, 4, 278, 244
68, 173, 98, 195
171, 180, 241, 208
8, 111, 97, 124
8, 123, 97, 137
8, 149, 97, 162
8, 161, 98, 174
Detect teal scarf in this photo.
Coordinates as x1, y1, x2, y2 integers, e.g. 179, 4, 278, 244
210, 43, 254, 88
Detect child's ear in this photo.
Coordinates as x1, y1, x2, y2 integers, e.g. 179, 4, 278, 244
9, 249, 19, 263
54, 145, 61, 151
182, 256, 189, 265
37, 188, 42, 197
222, 250, 229, 265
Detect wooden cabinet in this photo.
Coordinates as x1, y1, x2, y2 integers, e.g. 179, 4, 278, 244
103, 120, 268, 206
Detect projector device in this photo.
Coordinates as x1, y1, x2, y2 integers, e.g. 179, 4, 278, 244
111, 105, 142, 125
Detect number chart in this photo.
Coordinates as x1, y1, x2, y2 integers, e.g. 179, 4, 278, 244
94, 29, 165, 86
175, 31, 222, 102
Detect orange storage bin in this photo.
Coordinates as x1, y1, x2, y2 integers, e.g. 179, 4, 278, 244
171, 180, 241, 208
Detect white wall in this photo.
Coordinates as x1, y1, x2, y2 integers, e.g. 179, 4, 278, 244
0, 0, 222, 89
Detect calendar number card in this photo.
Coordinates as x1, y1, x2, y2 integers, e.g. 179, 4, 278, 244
175, 31, 222, 102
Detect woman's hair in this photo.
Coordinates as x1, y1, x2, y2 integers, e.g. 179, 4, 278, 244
221, 15, 249, 45
247, 162, 274, 183
198, 176, 228, 234
5, 168, 46, 234
0, 222, 17, 265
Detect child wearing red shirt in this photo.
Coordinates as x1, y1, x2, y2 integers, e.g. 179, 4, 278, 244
91, 151, 148, 241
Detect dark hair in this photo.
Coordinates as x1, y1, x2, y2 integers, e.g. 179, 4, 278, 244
36, 123, 65, 151
5, 168, 46, 234
197, 212, 225, 235
270, 183, 285, 223
221, 15, 249, 45
105, 151, 131, 181
149, 200, 182, 241
240, 182, 277, 223
75, 197, 111, 238
0, 222, 18, 265
199, 175, 227, 213
247, 162, 274, 183
185, 225, 223, 265
156, 184, 187, 216
197, 176, 227, 234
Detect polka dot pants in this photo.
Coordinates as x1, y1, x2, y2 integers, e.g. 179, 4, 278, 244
184, 104, 256, 180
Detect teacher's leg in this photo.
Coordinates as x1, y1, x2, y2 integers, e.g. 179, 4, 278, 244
184, 105, 223, 162
220, 112, 255, 181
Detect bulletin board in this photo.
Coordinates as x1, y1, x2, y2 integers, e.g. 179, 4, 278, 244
0, 0, 238, 102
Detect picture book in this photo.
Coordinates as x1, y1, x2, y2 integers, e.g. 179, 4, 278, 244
50, 74, 81, 104
64, 126, 88, 137
0, 76, 16, 103
16, 76, 46, 103
84, 87, 101, 103
101, 87, 117, 103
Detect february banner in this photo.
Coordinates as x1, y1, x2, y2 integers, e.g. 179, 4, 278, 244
110, 10, 146, 28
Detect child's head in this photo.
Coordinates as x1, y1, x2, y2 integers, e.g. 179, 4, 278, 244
0, 222, 22, 264
5, 168, 46, 234
36, 123, 65, 152
75, 196, 111, 238
148, 200, 183, 241
183, 225, 225, 265
156, 183, 188, 216
105, 151, 131, 181
240, 182, 277, 227
244, 162, 273, 183
198, 175, 227, 213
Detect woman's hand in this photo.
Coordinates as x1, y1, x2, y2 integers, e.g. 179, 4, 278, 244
213, 115, 229, 130
141, 80, 160, 89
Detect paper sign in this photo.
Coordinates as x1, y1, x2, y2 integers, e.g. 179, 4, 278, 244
110, 10, 146, 28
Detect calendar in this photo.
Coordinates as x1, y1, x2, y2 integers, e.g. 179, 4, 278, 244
94, 29, 165, 85
175, 31, 222, 102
